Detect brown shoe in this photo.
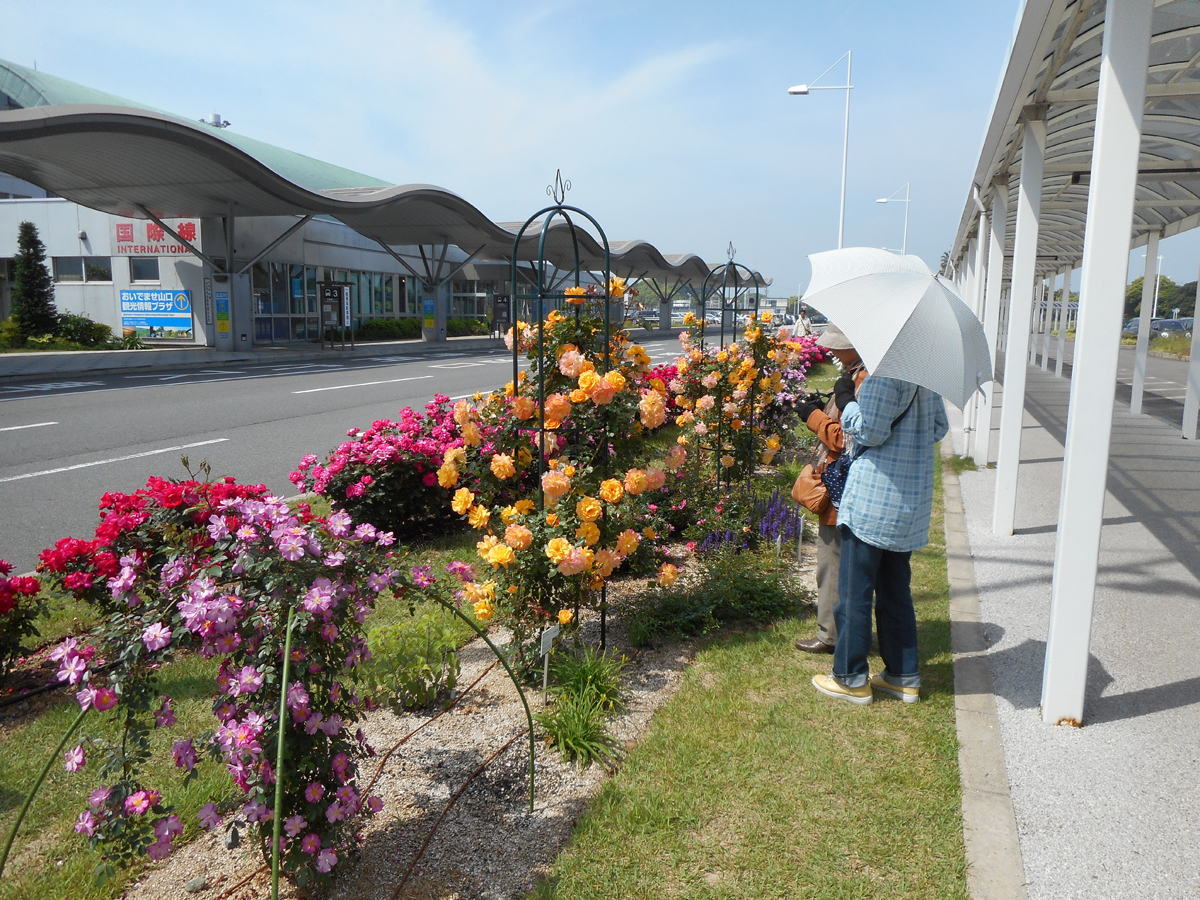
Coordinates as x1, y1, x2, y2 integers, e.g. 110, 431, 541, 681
795, 637, 835, 654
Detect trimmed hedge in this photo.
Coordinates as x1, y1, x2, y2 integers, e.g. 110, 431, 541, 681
356, 317, 423, 341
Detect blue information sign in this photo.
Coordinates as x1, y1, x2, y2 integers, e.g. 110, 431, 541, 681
120, 290, 194, 340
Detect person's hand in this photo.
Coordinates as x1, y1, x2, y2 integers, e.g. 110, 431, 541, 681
834, 371, 858, 411
797, 397, 823, 421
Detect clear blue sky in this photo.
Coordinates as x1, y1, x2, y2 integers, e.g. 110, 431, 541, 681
3, 0, 1109, 293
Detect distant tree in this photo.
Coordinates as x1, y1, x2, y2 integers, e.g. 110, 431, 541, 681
1124, 274, 1179, 320
939, 251, 950, 276
11, 221, 58, 336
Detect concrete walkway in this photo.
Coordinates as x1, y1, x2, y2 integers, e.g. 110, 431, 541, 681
952, 364, 1200, 899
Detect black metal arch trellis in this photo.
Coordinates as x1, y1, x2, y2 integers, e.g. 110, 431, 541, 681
698, 256, 767, 491
507, 171, 618, 648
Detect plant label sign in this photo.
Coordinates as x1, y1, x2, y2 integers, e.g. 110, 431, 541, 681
540, 625, 561, 657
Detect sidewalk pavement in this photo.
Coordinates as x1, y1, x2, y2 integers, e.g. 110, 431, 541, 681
0, 327, 688, 380
950, 365, 1200, 899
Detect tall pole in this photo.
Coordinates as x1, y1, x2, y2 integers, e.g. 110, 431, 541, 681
838, 51, 852, 250
902, 181, 909, 255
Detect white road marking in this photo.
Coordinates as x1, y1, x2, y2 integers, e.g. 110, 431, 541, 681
0, 421, 58, 432
0, 439, 229, 483
292, 375, 434, 394
0, 381, 103, 393
125, 370, 245, 381
428, 362, 485, 370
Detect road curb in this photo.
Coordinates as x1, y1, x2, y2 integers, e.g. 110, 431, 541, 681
0, 336, 508, 380
1148, 349, 1190, 361
941, 443, 1028, 900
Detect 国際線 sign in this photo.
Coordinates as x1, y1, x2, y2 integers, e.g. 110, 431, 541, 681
120, 290, 194, 340
110, 219, 201, 257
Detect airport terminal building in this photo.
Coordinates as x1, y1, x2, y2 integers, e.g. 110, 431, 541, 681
0, 59, 737, 348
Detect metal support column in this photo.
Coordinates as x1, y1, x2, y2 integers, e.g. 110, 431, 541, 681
974, 179, 1008, 468
1183, 251, 1200, 439
1041, 271, 1059, 369
1131, 229, 1160, 414
1041, 0, 1152, 726
964, 230, 987, 456
994, 111, 1046, 537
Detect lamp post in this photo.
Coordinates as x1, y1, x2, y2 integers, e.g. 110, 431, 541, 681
876, 181, 911, 255
789, 50, 853, 250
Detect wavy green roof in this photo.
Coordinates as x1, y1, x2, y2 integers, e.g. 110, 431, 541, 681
0, 57, 388, 191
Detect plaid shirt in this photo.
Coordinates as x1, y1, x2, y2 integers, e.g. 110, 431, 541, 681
838, 376, 948, 552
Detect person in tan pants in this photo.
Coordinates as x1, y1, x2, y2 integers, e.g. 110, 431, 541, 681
795, 324, 866, 653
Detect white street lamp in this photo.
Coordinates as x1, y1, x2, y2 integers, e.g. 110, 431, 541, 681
789, 50, 853, 250
876, 181, 911, 255
1140, 251, 1164, 317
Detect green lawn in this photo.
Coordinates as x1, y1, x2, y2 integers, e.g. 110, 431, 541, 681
529, 458, 965, 899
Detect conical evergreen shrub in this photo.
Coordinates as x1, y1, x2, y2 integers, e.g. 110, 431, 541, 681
12, 221, 58, 336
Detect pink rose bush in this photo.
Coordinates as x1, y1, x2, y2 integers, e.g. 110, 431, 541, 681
39, 476, 398, 890
290, 395, 476, 537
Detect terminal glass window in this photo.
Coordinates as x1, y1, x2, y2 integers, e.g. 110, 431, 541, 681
53, 257, 114, 282
289, 265, 304, 315
271, 262, 288, 315
85, 258, 112, 281
451, 279, 496, 317
54, 257, 84, 282
129, 257, 160, 282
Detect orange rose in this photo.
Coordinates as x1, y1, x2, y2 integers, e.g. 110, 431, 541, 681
451, 487, 475, 515
616, 529, 640, 557
512, 396, 536, 420
487, 543, 516, 569
504, 523, 533, 550
599, 479, 624, 503
468, 505, 491, 530
576, 496, 603, 522
437, 464, 459, 489
576, 522, 600, 546
542, 470, 571, 504
657, 563, 679, 587
490, 453, 516, 480
624, 468, 649, 496
462, 421, 482, 447
545, 537, 573, 564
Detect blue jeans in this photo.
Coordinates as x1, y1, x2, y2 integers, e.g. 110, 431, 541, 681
831, 526, 920, 689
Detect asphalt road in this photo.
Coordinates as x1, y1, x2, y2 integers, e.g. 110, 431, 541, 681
0, 339, 685, 571
1031, 338, 1194, 428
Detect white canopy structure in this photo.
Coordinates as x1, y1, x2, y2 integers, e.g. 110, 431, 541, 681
947, 0, 1200, 725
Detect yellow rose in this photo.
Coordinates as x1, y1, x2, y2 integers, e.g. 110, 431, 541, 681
657, 563, 679, 587
505, 523, 533, 550
564, 285, 587, 305
452, 487, 475, 515
443, 446, 466, 467
604, 370, 626, 392
487, 543, 516, 569
514, 499, 535, 515
558, 608, 575, 626
767, 434, 782, 451
473, 599, 495, 621
599, 478, 624, 503
576, 522, 600, 546
545, 537, 573, 564
500, 505, 519, 524
437, 463, 459, 489
563, 464, 576, 477
644, 527, 656, 540
453, 399, 473, 425
578, 370, 601, 394
490, 453, 516, 480
468, 505, 491, 530
546, 512, 560, 526
761, 311, 773, 323
720, 455, 735, 468
716, 351, 729, 363
576, 496, 603, 522
569, 388, 588, 404
476, 534, 499, 560
517, 448, 533, 466
465, 580, 496, 604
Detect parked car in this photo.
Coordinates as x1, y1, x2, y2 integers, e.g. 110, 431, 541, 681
1155, 318, 1192, 339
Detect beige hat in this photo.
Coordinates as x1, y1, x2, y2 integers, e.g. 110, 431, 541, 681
816, 322, 854, 350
